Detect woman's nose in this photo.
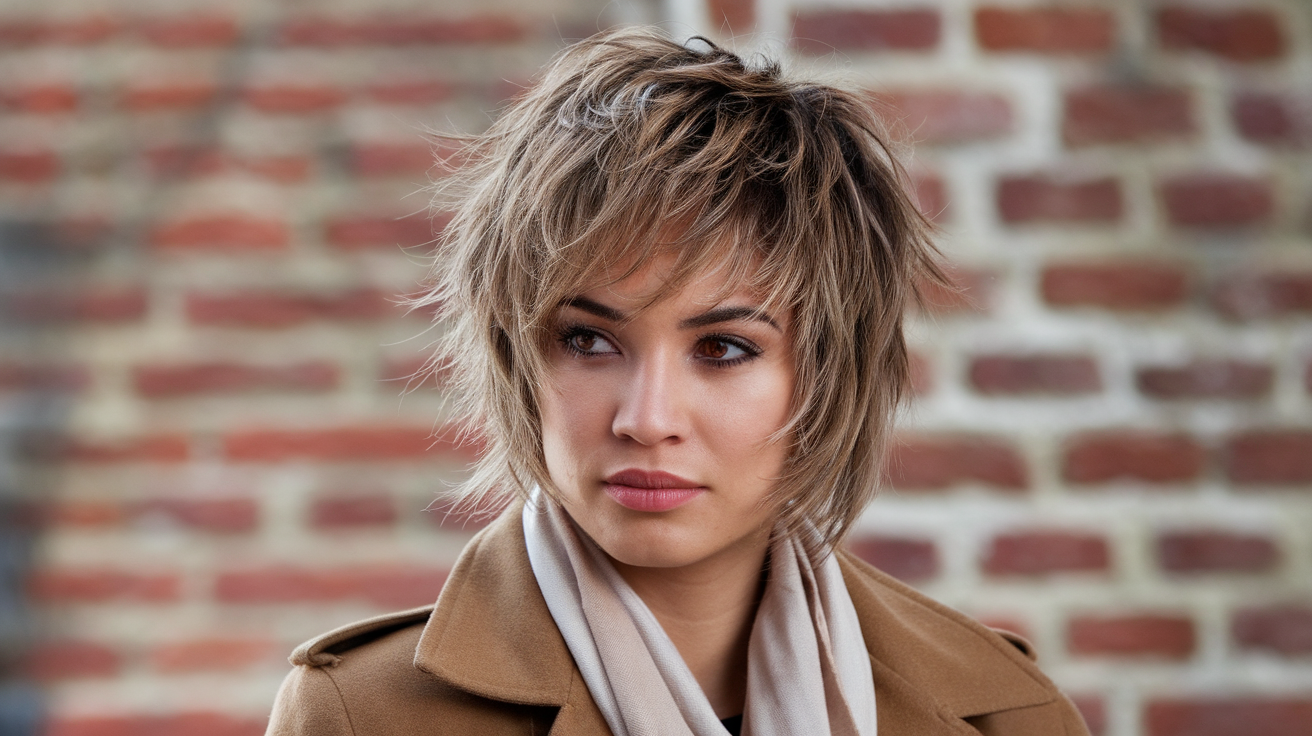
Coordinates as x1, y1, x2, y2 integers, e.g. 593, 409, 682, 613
611, 352, 687, 446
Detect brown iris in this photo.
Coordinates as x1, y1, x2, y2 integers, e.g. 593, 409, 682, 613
697, 339, 729, 359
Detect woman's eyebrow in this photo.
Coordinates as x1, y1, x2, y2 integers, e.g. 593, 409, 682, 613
563, 297, 626, 322
563, 297, 780, 332
680, 306, 780, 332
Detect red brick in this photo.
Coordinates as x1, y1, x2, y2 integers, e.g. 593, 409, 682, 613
277, 16, 526, 46
1063, 432, 1205, 484
138, 15, 239, 47
1232, 93, 1307, 146
215, 564, 447, 608
1068, 614, 1195, 658
364, 79, 458, 105
1157, 7, 1285, 63
872, 90, 1011, 144
3, 84, 79, 114
983, 531, 1109, 576
0, 150, 58, 183
57, 434, 190, 463
1225, 430, 1312, 486
223, 424, 479, 463
4, 287, 140, 324
309, 493, 398, 528
1042, 261, 1189, 311
792, 10, 940, 53
243, 85, 346, 114
1160, 174, 1273, 228
134, 498, 258, 533
324, 213, 437, 249
975, 7, 1114, 54
22, 640, 120, 680
1158, 530, 1279, 574
1063, 86, 1193, 145
151, 638, 277, 673
1213, 272, 1312, 320
911, 171, 948, 222
149, 215, 289, 251
349, 143, 434, 177
185, 289, 395, 327
0, 17, 118, 46
27, 569, 180, 603
916, 266, 996, 315
120, 82, 217, 111
846, 535, 939, 582
1137, 360, 1272, 399
1146, 698, 1312, 736
1233, 605, 1312, 656
884, 435, 1028, 491
47, 712, 266, 736
35, 500, 123, 528
0, 362, 88, 392
969, 354, 1102, 395
133, 362, 338, 397
997, 174, 1122, 224
3, 287, 146, 323
710, 0, 755, 32
1070, 695, 1107, 736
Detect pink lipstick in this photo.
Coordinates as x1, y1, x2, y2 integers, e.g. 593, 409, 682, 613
603, 469, 705, 512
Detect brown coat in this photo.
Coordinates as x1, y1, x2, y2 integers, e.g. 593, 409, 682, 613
267, 506, 1090, 735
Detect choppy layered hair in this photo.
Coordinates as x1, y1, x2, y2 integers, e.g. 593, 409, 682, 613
416, 27, 945, 546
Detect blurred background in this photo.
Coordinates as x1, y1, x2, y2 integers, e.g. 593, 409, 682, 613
0, 0, 1309, 734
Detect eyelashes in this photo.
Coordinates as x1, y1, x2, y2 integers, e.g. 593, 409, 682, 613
554, 322, 763, 368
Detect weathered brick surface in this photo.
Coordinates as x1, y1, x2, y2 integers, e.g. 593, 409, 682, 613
1136, 360, 1273, 400
8, 2, 1311, 733
791, 10, 941, 53
1160, 174, 1274, 228
1062, 432, 1205, 484
1042, 262, 1189, 311
1145, 699, 1312, 736
996, 174, 1122, 224
969, 354, 1102, 395
983, 531, 1109, 576
1233, 605, 1312, 656
1156, 7, 1286, 62
884, 434, 1028, 491
1068, 614, 1196, 659
975, 7, 1114, 54
846, 535, 939, 582
1157, 530, 1280, 574
1063, 86, 1194, 145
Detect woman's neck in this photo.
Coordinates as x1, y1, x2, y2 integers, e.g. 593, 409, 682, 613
610, 532, 770, 719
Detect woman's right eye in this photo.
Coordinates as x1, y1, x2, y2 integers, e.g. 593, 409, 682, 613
563, 329, 617, 355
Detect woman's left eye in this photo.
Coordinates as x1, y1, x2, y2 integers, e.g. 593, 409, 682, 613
694, 338, 752, 363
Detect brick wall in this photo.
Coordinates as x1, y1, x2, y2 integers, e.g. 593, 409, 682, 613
2, 1, 1309, 735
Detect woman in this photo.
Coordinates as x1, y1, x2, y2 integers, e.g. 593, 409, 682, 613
267, 28, 1091, 736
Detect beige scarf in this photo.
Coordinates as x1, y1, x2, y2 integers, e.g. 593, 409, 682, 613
522, 492, 877, 736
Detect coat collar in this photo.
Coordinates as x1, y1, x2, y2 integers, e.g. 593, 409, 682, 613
413, 503, 1055, 733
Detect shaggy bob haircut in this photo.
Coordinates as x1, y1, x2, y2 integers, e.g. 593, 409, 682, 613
417, 27, 945, 546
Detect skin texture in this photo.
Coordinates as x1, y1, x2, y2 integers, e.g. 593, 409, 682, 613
538, 254, 795, 718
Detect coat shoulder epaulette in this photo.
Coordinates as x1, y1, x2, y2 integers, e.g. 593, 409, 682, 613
990, 628, 1037, 661
289, 605, 435, 668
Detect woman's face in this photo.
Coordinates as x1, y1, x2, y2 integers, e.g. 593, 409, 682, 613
539, 254, 795, 571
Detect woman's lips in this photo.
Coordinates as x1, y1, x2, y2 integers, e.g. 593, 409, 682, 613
603, 469, 705, 512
